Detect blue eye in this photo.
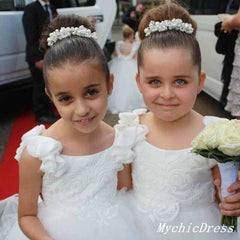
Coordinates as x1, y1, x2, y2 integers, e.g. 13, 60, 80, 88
175, 79, 186, 86
149, 79, 160, 85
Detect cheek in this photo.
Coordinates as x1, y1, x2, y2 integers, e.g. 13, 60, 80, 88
141, 85, 158, 101
92, 94, 108, 112
179, 86, 198, 105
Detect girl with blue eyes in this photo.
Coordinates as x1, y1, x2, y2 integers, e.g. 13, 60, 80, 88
0, 15, 142, 240
117, 2, 240, 240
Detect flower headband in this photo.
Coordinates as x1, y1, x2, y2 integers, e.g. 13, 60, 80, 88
144, 18, 194, 37
47, 26, 98, 46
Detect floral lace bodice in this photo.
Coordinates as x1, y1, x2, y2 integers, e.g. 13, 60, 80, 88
117, 109, 222, 223
15, 125, 135, 222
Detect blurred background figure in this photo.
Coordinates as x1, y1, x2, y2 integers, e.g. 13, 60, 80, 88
220, 1, 240, 119
87, 15, 96, 27
87, 15, 115, 61
22, 0, 58, 124
122, 3, 145, 32
108, 24, 145, 114
215, 0, 239, 109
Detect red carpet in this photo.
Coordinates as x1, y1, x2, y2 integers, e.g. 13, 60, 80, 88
0, 109, 50, 199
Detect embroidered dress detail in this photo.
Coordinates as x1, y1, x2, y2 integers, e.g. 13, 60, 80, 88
116, 110, 237, 240
0, 125, 142, 240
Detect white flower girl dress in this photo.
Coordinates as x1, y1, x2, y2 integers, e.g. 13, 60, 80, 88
108, 41, 145, 113
117, 109, 239, 240
0, 125, 143, 240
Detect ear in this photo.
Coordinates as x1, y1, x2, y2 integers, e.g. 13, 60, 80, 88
136, 72, 142, 93
45, 88, 52, 100
107, 74, 114, 95
197, 72, 206, 94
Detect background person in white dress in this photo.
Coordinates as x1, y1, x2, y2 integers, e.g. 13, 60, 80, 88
108, 25, 145, 113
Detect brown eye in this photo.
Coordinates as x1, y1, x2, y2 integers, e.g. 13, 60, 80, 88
59, 96, 71, 102
86, 89, 99, 97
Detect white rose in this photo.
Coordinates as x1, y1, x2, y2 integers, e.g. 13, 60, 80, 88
202, 122, 221, 149
218, 120, 240, 156
192, 130, 207, 150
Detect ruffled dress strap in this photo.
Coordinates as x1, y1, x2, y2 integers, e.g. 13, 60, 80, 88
113, 109, 148, 170
15, 125, 69, 177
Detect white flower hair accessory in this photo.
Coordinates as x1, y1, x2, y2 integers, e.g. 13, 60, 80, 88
144, 18, 194, 37
47, 25, 97, 47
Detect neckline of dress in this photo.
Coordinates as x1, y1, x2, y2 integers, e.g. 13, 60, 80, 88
39, 126, 117, 158
137, 113, 208, 152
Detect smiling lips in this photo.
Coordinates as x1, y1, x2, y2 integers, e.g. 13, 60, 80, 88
157, 103, 179, 109
75, 116, 96, 126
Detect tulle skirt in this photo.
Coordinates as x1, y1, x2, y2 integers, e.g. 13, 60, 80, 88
127, 193, 239, 240
0, 193, 143, 240
108, 57, 145, 114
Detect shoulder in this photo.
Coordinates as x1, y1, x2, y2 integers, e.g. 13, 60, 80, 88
15, 123, 67, 176
25, 1, 41, 10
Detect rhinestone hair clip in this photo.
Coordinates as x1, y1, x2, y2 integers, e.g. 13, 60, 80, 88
144, 18, 194, 37
47, 26, 98, 46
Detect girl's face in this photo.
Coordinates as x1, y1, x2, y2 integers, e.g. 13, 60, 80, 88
136, 47, 205, 122
46, 62, 113, 134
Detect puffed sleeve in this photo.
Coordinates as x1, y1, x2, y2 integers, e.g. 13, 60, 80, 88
112, 109, 148, 171
15, 125, 69, 177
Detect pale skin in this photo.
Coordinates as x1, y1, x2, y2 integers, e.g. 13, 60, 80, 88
220, 8, 240, 34
134, 47, 240, 217
18, 61, 131, 240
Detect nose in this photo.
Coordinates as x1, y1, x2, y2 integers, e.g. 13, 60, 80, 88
74, 98, 90, 117
160, 85, 175, 100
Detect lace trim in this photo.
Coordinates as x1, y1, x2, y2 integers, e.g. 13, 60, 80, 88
115, 41, 138, 60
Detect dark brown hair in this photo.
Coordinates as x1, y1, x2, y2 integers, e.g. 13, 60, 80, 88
137, 3, 201, 73
40, 14, 110, 94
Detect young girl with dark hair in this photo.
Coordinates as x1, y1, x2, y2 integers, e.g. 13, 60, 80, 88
0, 15, 142, 240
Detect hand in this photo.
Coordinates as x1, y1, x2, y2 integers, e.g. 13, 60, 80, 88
219, 14, 234, 33
214, 177, 240, 217
34, 60, 43, 70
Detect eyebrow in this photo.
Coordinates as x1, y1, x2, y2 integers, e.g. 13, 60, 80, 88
84, 83, 101, 89
54, 83, 101, 97
144, 74, 192, 79
55, 91, 69, 97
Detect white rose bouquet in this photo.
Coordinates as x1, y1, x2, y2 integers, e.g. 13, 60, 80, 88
192, 119, 240, 232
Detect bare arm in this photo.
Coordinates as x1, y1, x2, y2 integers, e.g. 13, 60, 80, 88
221, 8, 240, 33
117, 164, 132, 190
18, 150, 54, 240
